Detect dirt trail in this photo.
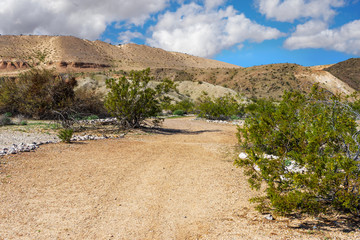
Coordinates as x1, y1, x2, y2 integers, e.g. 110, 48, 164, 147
0, 118, 359, 239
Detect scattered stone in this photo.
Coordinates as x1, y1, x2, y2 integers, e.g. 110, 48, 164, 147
264, 214, 275, 220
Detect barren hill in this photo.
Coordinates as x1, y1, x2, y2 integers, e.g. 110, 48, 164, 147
324, 58, 360, 91
0, 35, 358, 100
0, 35, 239, 72
148, 63, 356, 100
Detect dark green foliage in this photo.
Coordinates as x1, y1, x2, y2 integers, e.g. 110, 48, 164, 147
236, 85, 360, 216
104, 68, 175, 128
173, 109, 185, 116
197, 93, 244, 120
170, 99, 195, 114
86, 115, 99, 120
58, 128, 74, 143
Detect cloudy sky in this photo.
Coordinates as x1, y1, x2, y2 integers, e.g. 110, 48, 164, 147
0, 0, 359, 67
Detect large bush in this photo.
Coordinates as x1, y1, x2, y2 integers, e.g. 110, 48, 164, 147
0, 69, 76, 119
104, 68, 175, 128
197, 93, 244, 120
0, 69, 105, 120
236, 86, 360, 216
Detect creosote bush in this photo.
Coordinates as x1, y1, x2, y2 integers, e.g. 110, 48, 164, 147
104, 68, 175, 129
0, 68, 105, 121
197, 93, 244, 120
236, 85, 360, 216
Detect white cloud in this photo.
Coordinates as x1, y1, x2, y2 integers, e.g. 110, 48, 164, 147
147, 3, 284, 57
256, 0, 345, 22
204, 0, 226, 9
118, 31, 143, 43
0, 0, 169, 40
284, 20, 360, 55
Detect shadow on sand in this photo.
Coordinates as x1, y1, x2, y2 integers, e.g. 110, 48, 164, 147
141, 127, 221, 136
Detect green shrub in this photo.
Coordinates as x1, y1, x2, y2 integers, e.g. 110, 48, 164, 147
170, 99, 195, 114
196, 93, 244, 120
20, 120, 28, 125
173, 109, 185, 116
86, 115, 99, 120
104, 68, 175, 128
236, 85, 360, 216
4, 112, 12, 117
58, 128, 74, 143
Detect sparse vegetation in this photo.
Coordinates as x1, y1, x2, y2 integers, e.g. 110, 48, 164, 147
236, 85, 360, 216
58, 128, 74, 143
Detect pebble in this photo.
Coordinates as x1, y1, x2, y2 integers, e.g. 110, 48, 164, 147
264, 214, 275, 220
0, 117, 126, 157
192, 117, 243, 126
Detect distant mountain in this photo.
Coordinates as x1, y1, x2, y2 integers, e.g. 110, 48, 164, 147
324, 58, 360, 91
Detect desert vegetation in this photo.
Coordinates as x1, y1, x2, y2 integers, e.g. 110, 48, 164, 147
236, 84, 360, 217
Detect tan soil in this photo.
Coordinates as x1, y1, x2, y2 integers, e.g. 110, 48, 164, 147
0, 118, 359, 239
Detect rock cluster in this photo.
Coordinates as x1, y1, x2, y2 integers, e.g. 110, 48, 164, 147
192, 117, 243, 126
0, 142, 48, 156
79, 118, 118, 125
0, 133, 124, 157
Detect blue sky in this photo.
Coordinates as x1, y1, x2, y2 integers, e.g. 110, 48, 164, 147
0, 0, 359, 67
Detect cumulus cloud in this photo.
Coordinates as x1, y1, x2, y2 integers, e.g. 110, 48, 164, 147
0, 0, 169, 40
147, 3, 284, 57
284, 20, 360, 55
256, 0, 345, 22
118, 31, 143, 43
204, 0, 227, 9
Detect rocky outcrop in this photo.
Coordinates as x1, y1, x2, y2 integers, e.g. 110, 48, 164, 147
0, 60, 30, 70
57, 61, 111, 69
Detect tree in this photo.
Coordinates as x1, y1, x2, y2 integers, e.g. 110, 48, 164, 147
104, 68, 175, 128
235, 85, 360, 216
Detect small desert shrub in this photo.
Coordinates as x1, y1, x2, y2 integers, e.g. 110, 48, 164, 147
86, 115, 99, 120
170, 99, 195, 114
173, 109, 185, 116
58, 128, 74, 143
20, 120, 28, 125
196, 93, 244, 120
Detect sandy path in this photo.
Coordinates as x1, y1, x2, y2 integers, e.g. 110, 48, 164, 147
0, 118, 359, 239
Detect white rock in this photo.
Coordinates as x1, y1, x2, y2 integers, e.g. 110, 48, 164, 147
264, 214, 274, 220
239, 152, 248, 159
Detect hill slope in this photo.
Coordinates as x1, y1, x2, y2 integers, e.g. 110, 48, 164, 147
0, 35, 239, 72
324, 58, 360, 91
